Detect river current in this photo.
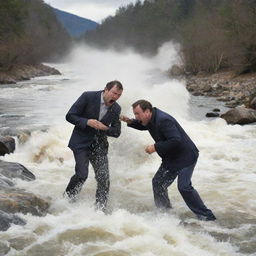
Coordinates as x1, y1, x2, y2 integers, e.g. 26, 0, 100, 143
0, 43, 255, 256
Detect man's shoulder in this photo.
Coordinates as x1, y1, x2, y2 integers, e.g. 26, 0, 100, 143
155, 108, 176, 123
82, 90, 102, 96
155, 108, 171, 118
79, 90, 102, 101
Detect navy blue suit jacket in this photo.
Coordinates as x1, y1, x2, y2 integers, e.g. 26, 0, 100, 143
128, 108, 199, 170
66, 90, 121, 151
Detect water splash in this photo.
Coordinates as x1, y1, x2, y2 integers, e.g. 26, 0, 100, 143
1, 43, 255, 255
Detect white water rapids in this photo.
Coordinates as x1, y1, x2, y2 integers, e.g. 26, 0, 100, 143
0, 43, 255, 256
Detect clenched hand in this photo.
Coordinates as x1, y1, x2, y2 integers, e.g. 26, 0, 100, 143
87, 119, 108, 130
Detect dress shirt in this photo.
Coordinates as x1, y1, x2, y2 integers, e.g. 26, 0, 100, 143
99, 92, 109, 120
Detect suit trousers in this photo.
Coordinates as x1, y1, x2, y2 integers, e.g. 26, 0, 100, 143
152, 161, 215, 218
65, 136, 109, 209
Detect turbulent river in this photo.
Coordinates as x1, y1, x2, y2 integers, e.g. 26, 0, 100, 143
0, 43, 255, 256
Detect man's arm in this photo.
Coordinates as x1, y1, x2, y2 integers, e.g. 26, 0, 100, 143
120, 115, 147, 130
66, 92, 89, 130
66, 92, 108, 131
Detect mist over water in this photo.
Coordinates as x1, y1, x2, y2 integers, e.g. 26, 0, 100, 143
0, 43, 255, 256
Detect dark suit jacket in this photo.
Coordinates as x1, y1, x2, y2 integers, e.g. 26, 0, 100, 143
128, 107, 199, 170
66, 90, 121, 151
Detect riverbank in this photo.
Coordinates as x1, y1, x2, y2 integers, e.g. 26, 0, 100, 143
0, 63, 61, 84
185, 70, 256, 109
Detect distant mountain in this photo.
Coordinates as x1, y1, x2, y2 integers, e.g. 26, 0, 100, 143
53, 8, 98, 38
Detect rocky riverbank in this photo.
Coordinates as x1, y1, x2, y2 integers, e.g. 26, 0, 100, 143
170, 67, 256, 124
0, 131, 50, 232
185, 71, 256, 109
0, 63, 61, 84
0, 63, 59, 232
0, 159, 50, 232
185, 71, 256, 124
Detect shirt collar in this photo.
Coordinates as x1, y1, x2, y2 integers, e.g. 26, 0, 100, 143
101, 92, 106, 105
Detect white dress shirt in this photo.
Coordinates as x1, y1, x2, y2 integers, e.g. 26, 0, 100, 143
99, 92, 109, 120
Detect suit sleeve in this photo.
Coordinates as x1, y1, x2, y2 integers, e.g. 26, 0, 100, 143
65, 92, 88, 130
127, 119, 148, 130
154, 119, 182, 157
106, 107, 121, 138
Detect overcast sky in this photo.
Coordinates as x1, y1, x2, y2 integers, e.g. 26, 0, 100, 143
45, 0, 141, 23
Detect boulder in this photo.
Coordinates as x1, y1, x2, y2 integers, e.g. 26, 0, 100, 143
206, 112, 220, 118
220, 106, 256, 124
0, 210, 26, 231
0, 160, 35, 181
0, 128, 32, 144
0, 64, 61, 84
36, 63, 61, 76
0, 127, 31, 137
186, 83, 198, 92
0, 136, 15, 156
199, 83, 212, 93
0, 188, 49, 216
0, 160, 50, 231
225, 100, 239, 108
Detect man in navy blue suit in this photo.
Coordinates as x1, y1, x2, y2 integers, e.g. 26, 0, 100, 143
64, 80, 123, 211
121, 99, 216, 221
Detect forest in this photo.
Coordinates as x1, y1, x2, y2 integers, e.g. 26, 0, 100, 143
1, 0, 256, 75
0, 0, 70, 72
84, 0, 256, 74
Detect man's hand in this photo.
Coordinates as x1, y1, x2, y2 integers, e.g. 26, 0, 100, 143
145, 145, 156, 154
87, 119, 108, 130
120, 115, 132, 124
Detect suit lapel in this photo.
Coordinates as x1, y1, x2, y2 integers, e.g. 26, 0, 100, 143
94, 91, 102, 120
101, 105, 114, 124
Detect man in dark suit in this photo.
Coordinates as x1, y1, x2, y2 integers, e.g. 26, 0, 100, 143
120, 99, 216, 221
64, 80, 123, 211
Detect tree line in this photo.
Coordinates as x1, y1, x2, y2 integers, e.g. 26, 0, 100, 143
83, 0, 256, 74
0, 0, 71, 71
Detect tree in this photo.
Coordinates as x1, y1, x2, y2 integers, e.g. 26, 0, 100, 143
0, 0, 71, 70
83, 0, 256, 74
223, 0, 256, 73
180, 1, 228, 73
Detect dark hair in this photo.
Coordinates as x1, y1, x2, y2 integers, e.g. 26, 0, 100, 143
132, 100, 153, 112
105, 80, 123, 90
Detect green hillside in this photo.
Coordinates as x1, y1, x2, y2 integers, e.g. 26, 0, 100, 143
0, 0, 71, 71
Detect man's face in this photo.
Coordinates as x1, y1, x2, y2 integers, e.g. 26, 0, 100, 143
103, 85, 123, 106
133, 105, 152, 126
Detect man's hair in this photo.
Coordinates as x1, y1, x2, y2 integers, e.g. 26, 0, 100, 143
132, 100, 153, 112
105, 80, 123, 90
